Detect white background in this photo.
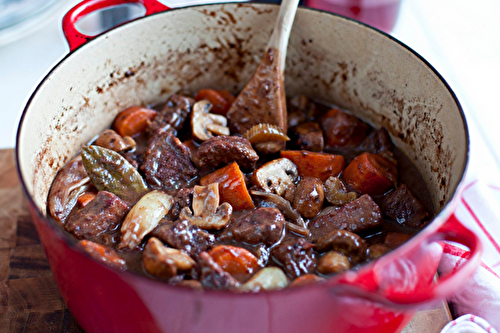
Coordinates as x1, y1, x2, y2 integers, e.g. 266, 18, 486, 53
1, 0, 499, 180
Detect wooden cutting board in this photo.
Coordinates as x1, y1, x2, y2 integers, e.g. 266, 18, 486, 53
0, 149, 452, 332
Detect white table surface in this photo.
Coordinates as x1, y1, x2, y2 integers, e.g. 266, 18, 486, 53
1, 0, 500, 182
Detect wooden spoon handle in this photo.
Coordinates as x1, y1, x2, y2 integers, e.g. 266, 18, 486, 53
267, 0, 300, 69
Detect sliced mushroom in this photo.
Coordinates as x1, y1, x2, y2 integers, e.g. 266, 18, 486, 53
239, 267, 288, 292
191, 100, 230, 141
324, 176, 357, 206
315, 229, 367, 263
367, 244, 390, 260
293, 177, 325, 218
143, 237, 195, 280
253, 141, 286, 155
179, 183, 232, 230
94, 129, 135, 152
284, 222, 310, 238
118, 190, 174, 250
48, 155, 90, 224
317, 251, 350, 275
251, 158, 298, 201
206, 119, 230, 136
243, 123, 290, 145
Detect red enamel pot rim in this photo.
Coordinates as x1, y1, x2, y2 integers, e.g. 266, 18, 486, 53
14, 1, 476, 308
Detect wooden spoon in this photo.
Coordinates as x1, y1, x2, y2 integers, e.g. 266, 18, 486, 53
226, 0, 300, 154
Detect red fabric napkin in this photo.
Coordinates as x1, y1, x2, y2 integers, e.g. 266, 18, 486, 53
438, 179, 500, 330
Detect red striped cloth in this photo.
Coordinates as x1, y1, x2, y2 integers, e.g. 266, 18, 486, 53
438, 179, 500, 331
441, 314, 498, 333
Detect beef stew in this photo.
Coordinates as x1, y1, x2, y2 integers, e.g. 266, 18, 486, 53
47, 91, 433, 292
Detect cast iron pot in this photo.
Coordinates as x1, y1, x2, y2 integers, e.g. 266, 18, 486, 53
16, 1, 481, 332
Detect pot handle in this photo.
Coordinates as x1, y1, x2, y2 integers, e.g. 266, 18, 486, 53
62, 0, 170, 51
333, 213, 482, 307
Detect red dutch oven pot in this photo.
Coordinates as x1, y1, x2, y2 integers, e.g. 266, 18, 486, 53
16, 1, 481, 332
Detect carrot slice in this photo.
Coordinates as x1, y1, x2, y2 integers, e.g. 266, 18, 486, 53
79, 240, 126, 269
200, 162, 254, 210
195, 89, 235, 115
113, 106, 157, 137
208, 245, 259, 277
290, 274, 325, 287
77, 192, 97, 207
342, 152, 397, 195
280, 150, 345, 182
218, 89, 235, 105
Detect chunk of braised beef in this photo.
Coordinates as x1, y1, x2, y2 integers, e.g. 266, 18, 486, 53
309, 194, 382, 240
272, 238, 316, 278
360, 127, 394, 154
287, 95, 317, 128
140, 129, 198, 191
382, 184, 429, 227
183, 140, 201, 168
217, 207, 285, 246
198, 252, 240, 290
177, 187, 193, 209
315, 229, 367, 262
196, 136, 259, 170
151, 219, 214, 257
147, 94, 194, 136
65, 191, 129, 239
119, 133, 149, 169
120, 150, 141, 169
168, 187, 194, 220
384, 232, 412, 249
291, 122, 324, 152
320, 108, 370, 148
